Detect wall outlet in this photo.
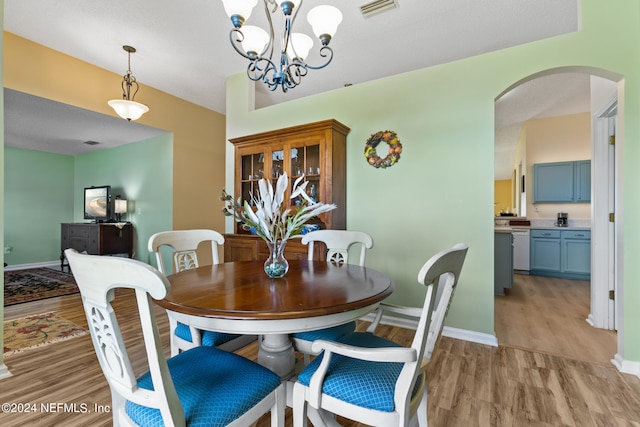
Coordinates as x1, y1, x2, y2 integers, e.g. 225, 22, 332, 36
4, 245, 12, 254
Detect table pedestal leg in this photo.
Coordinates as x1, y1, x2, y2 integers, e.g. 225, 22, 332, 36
258, 333, 295, 379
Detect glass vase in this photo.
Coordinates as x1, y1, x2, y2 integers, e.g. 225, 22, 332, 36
264, 240, 289, 278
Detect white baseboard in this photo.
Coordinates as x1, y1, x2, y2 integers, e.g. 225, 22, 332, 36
361, 313, 498, 347
0, 363, 13, 380
612, 353, 640, 378
4, 261, 61, 271
443, 326, 499, 347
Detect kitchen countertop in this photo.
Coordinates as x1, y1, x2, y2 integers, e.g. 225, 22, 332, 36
528, 226, 591, 231
494, 218, 591, 233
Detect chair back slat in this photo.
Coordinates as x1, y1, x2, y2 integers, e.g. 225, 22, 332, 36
301, 230, 373, 266
148, 229, 225, 274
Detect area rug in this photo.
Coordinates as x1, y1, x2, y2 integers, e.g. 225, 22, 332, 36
3, 312, 88, 355
4, 267, 79, 306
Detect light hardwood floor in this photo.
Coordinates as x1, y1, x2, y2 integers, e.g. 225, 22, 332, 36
495, 274, 617, 365
1, 274, 639, 426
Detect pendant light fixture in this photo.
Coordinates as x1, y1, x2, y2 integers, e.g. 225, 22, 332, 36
108, 45, 149, 121
221, 0, 343, 92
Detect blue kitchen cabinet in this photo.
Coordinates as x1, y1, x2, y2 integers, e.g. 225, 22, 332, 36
495, 231, 513, 295
574, 160, 591, 202
530, 229, 562, 272
530, 229, 590, 280
533, 160, 591, 203
562, 230, 591, 276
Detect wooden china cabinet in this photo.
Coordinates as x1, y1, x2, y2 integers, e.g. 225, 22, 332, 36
224, 119, 350, 262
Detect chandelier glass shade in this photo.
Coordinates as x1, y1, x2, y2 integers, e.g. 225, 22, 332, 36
108, 45, 149, 121
221, 0, 343, 92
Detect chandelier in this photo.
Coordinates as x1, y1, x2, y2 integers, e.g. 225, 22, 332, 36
108, 45, 149, 121
221, 0, 343, 92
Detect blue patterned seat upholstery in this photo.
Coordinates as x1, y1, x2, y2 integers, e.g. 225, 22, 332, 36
127, 346, 281, 426
297, 332, 405, 412
291, 321, 356, 345
174, 322, 241, 347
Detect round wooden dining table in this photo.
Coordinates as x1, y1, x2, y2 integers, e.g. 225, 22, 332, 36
155, 259, 394, 379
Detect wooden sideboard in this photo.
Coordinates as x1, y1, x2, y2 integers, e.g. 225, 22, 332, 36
60, 223, 134, 270
224, 234, 326, 263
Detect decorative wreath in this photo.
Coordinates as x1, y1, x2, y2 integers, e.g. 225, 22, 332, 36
364, 130, 402, 169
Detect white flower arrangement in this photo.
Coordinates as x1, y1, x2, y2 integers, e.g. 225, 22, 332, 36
221, 172, 336, 243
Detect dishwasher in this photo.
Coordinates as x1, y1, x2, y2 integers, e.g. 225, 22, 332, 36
512, 228, 530, 273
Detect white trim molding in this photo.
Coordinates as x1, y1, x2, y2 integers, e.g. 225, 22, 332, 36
612, 353, 640, 379
0, 364, 13, 380
4, 260, 60, 271
361, 313, 499, 347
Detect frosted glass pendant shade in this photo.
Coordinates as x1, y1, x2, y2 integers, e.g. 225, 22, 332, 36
221, 0, 258, 20
287, 33, 313, 60
108, 99, 149, 121
240, 25, 270, 55
307, 5, 342, 38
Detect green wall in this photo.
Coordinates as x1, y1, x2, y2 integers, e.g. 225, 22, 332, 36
225, 0, 640, 363
73, 134, 173, 264
3, 133, 172, 267
4, 148, 74, 266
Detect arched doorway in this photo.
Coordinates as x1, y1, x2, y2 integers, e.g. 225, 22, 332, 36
494, 67, 622, 364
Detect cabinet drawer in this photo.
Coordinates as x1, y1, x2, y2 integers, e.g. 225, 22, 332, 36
563, 230, 590, 240
531, 229, 561, 239
67, 225, 91, 238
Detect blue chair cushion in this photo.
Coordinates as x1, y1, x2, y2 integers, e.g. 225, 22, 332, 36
292, 321, 356, 343
174, 322, 242, 347
126, 346, 281, 427
297, 332, 404, 412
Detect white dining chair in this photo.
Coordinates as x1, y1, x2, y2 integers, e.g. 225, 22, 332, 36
65, 248, 285, 427
292, 243, 468, 427
148, 229, 256, 356
292, 229, 374, 363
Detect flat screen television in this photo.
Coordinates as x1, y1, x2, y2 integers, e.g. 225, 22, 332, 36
84, 185, 111, 222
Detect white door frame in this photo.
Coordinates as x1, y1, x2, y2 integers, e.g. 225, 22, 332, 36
589, 98, 618, 330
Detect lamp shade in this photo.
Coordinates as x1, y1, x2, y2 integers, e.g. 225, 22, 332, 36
240, 25, 270, 56
307, 5, 343, 38
108, 99, 149, 121
287, 33, 313, 61
221, 0, 258, 20
114, 199, 128, 214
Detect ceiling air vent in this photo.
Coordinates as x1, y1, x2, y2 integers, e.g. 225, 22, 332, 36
83, 140, 100, 146
360, 0, 399, 18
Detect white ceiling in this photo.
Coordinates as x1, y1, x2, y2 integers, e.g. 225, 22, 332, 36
4, 0, 590, 178
4, 89, 167, 155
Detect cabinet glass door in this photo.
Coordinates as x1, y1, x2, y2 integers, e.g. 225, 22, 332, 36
290, 144, 320, 204
271, 149, 285, 187
240, 153, 265, 204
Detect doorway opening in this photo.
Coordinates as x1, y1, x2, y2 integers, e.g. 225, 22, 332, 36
494, 68, 622, 364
